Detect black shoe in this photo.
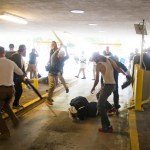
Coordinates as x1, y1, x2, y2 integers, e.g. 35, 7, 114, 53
13, 105, 24, 109
66, 88, 69, 93
81, 77, 86, 79
75, 76, 78, 78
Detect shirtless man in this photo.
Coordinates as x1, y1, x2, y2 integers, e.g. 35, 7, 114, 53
91, 52, 128, 133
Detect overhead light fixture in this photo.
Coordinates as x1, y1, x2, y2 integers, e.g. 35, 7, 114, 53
88, 23, 98, 26
0, 12, 28, 24
70, 10, 84, 14
98, 30, 106, 33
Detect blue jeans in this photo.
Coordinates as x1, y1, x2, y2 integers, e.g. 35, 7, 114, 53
97, 84, 116, 128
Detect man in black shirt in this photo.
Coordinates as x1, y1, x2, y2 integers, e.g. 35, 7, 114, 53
26, 48, 39, 79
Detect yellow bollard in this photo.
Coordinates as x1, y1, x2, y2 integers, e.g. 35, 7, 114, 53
22, 82, 26, 89
134, 65, 144, 111
34, 78, 38, 89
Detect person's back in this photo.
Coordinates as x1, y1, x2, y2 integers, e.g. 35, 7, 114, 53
0, 58, 19, 86
29, 52, 36, 64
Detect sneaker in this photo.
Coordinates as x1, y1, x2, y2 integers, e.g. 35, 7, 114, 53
66, 88, 69, 93
81, 77, 86, 79
98, 126, 113, 133
107, 107, 117, 116
13, 105, 24, 109
75, 76, 79, 78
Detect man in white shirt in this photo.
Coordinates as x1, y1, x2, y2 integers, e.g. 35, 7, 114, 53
0, 46, 23, 139
75, 51, 86, 79
91, 52, 127, 133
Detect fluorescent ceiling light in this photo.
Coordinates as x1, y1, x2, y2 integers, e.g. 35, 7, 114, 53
70, 10, 84, 14
88, 23, 98, 26
98, 30, 106, 33
0, 12, 28, 24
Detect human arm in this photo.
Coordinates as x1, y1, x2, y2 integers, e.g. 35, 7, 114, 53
50, 49, 59, 66
64, 45, 69, 59
35, 50, 39, 57
91, 65, 99, 94
109, 58, 128, 76
53, 31, 63, 49
13, 62, 24, 76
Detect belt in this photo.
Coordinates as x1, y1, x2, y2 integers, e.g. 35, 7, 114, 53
0, 85, 13, 87
104, 84, 116, 86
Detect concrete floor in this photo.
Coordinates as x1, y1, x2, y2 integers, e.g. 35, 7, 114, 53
0, 75, 130, 150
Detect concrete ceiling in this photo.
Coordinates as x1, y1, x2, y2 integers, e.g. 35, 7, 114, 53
0, 0, 150, 40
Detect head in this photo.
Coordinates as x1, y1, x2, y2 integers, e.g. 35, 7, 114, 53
18, 44, 26, 57
68, 106, 78, 121
57, 50, 65, 59
91, 52, 106, 63
9, 44, 14, 51
51, 41, 57, 50
0, 46, 5, 57
135, 48, 139, 54
105, 46, 110, 54
32, 48, 36, 53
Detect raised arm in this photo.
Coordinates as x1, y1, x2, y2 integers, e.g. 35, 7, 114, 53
63, 45, 69, 59
52, 31, 63, 49
108, 58, 127, 76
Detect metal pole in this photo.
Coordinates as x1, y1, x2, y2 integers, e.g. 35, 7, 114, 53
140, 20, 145, 68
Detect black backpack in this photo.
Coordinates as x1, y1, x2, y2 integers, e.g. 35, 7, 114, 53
70, 96, 89, 120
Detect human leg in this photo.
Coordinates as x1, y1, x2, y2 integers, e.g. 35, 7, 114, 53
97, 85, 115, 130
0, 102, 10, 136
4, 87, 19, 127
81, 68, 86, 79
0, 87, 11, 138
58, 73, 69, 93
13, 78, 23, 107
75, 68, 82, 77
47, 74, 56, 104
113, 84, 120, 109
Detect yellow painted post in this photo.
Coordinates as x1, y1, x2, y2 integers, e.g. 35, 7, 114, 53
22, 82, 26, 89
134, 66, 144, 111
34, 78, 38, 89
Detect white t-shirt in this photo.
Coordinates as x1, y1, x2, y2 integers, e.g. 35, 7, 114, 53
0, 57, 23, 86
80, 56, 86, 68
98, 59, 116, 84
